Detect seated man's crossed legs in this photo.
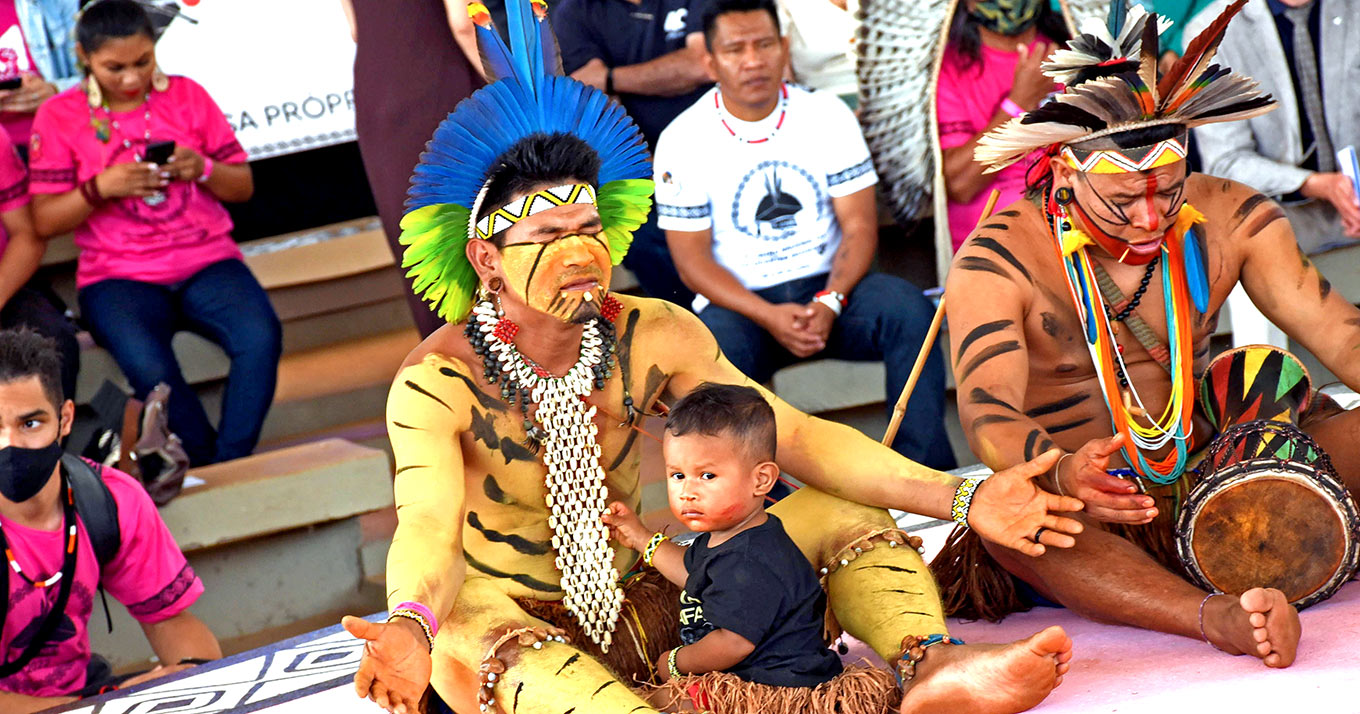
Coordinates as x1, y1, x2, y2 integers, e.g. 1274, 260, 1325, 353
437, 488, 1071, 714
980, 506, 1304, 667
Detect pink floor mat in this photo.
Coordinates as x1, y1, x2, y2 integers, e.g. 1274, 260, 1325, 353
843, 580, 1360, 712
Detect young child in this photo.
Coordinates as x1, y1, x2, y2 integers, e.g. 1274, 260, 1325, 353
604, 382, 896, 713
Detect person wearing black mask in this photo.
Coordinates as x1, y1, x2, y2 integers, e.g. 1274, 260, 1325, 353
0, 328, 220, 713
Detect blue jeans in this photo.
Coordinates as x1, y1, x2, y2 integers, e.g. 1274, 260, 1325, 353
699, 272, 956, 470
622, 211, 695, 309
79, 259, 283, 465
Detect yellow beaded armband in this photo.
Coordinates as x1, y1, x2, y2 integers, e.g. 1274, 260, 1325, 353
951, 477, 984, 526
643, 532, 669, 566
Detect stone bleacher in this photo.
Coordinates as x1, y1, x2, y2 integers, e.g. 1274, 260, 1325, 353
43, 220, 411, 666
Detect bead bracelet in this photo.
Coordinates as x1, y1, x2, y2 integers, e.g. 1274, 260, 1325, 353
896, 633, 965, 684
951, 477, 985, 526
667, 646, 684, 680
642, 532, 669, 567
388, 609, 435, 653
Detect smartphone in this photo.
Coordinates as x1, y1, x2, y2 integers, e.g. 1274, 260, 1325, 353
0, 77, 21, 90
144, 140, 176, 166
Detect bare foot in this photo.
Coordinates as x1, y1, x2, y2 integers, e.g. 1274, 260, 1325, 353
1202, 588, 1300, 668
900, 626, 1072, 714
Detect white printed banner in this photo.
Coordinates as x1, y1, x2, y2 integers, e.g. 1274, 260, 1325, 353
154, 0, 357, 160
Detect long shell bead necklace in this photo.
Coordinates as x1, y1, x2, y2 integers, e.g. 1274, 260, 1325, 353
464, 293, 625, 650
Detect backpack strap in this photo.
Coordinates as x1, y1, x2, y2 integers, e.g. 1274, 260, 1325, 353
62, 453, 121, 569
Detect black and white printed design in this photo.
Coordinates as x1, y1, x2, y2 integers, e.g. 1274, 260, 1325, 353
730, 160, 827, 241
50, 620, 381, 714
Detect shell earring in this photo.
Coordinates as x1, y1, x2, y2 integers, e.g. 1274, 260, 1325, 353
85, 76, 102, 109
152, 66, 169, 92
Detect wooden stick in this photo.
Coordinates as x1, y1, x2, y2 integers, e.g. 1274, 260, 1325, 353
882, 189, 1001, 447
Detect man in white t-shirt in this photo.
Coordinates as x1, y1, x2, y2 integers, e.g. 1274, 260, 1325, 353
655, 0, 954, 468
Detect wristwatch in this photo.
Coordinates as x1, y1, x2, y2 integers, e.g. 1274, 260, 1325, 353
814, 289, 847, 317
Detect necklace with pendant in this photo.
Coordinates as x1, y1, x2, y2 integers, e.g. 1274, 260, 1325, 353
92, 91, 165, 206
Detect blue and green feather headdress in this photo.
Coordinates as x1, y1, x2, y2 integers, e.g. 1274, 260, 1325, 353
399, 0, 654, 322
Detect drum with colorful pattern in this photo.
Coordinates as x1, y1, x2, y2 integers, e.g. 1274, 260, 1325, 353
1177, 415, 1360, 609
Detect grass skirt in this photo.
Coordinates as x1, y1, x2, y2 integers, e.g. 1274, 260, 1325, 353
644, 665, 901, 714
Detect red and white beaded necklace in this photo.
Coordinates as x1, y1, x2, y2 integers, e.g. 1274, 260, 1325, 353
715, 82, 789, 144
1, 477, 78, 589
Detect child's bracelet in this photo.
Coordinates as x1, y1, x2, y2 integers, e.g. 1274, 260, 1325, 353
667, 646, 683, 680
642, 532, 669, 566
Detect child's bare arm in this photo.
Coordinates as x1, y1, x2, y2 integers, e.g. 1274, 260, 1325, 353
604, 501, 689, 586
657, 629, 755, 681
644, 539, 688, 586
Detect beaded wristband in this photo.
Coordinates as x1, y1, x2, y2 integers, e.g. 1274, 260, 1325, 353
388, 609, 435, 653
667, 646, 683, 680
642, 532, 669, 567
393, 601, 439, 639
951, 477, 984, 526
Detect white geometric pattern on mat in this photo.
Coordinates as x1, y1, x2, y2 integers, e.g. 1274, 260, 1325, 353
50, 624, 382, 714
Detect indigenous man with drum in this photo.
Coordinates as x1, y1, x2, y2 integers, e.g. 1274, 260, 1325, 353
940, 0, 1360, 669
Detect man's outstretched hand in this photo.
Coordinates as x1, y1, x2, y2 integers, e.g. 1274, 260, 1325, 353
968, 449, 1085, 557
1060, 433, 1157, 524
343, 615, 432, 714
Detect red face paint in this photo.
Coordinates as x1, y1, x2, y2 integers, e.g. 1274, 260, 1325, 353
1144, 174, 1159, 233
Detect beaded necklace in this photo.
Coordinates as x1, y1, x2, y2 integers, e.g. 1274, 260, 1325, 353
464, 295, 624, 650
0, 477, 77, 588
89, 88, 165, 206
715, 82, 788, 144
0, 472, 80, 678
1048, 197, 1205, 484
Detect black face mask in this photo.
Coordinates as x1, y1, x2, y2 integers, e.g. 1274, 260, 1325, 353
0, 437, 63, 503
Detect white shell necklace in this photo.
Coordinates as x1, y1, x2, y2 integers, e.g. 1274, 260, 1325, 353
471, 301, 623, 650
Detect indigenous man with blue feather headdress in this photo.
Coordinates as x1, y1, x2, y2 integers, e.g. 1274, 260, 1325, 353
336, 1, 1098, 713
940, 0, 1360, 668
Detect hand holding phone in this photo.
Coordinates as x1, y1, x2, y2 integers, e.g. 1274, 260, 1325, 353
144, 140, 176, 166
0, 76, 22, 91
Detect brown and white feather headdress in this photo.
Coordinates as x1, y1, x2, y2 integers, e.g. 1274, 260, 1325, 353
975, 0, 1275, 174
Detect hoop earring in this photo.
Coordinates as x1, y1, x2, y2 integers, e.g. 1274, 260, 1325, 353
152, 66, 169, 92
1054, 186, 1075, 206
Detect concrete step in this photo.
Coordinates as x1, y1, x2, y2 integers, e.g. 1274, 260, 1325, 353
163, 438, 393, 551
89, 439, 394, 669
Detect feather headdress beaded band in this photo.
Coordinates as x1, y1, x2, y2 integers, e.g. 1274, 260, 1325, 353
397, 0, 656, 648
398, 0, 654, 323
975, 0, 1275, 175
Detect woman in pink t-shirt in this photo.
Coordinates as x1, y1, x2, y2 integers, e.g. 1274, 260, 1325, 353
29, 0, 281, 466
0, 128, 79, 402
935, 0, 1066, 252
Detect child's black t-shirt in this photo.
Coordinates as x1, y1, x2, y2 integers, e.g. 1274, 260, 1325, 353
679, 514, 843, 688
